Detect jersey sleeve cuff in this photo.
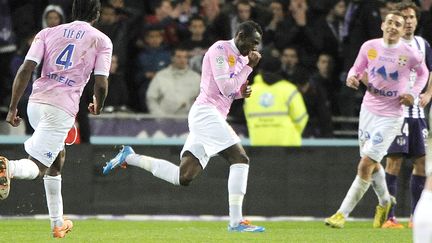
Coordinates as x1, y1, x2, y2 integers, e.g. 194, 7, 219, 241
25, 56, 41, 65
94, 71, 109, 77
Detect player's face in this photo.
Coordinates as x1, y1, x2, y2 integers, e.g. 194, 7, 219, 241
381, 14, 405, 44
401, 8, 417, 37
236, 31, 261, 56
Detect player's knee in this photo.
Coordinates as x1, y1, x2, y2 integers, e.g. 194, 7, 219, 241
179, 175, 193, 186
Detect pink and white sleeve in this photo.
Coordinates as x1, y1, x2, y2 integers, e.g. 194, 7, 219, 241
25, 29, 46, 65
94, 36, 113, 77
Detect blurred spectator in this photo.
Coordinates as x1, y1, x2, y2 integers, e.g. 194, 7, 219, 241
145, 0, 183, 47
303, 53, 335, 138
48, 0, 73, 21
134, 26, 171, 112
280, 46, 311, 91
95, 3, 134, 73
146, 47, 200, 115
244, 56, 308, 146
263, 0, 286, 46
339, 0, 382, 118
42, 5, 65, 29
274, 0, 323, 68
104, 55, 129, 112
180, 15, 212, 73
211, 0, 255, 40
315, 0, 346, 78
0, 0, 17, 116
9, 33, 36, 135
200, 0, 221, 24
418, 0, 432, 44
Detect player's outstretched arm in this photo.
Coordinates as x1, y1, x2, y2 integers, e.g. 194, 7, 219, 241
6, 60, 37, 127
88, 75, 108, 115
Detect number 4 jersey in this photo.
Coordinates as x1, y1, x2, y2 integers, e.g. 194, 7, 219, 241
25, 20, 113, 116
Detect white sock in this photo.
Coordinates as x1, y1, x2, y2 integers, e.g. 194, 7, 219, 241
44, 175, 63, 229
413, 190, 432, 243
126, 154, 179, 185
371, 166, 391, 206
228, 163, 249, 227
9, 159, 39, 179
338, 176, 371, 217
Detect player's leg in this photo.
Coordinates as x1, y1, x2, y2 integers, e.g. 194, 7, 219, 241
378, 154, 404, 228
104, 145, 205, 186
0, 156, 45, 200
219, 143, 264, 232
410, 156, 426, 228
43, 149, 73, 238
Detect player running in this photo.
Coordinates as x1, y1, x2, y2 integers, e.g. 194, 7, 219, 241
325, 10, 428, 229
103, 20, 265, 233
1, 0, 112, 238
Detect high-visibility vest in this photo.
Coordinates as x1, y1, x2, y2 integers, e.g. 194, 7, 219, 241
244, 74, 308, 146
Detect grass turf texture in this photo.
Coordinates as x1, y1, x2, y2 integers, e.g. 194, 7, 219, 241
0, 219, 412, 242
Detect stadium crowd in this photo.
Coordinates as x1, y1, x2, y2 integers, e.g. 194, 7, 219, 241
1, 0, 432, 139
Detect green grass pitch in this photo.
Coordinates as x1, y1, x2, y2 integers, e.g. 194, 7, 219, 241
0, 219, 412, 242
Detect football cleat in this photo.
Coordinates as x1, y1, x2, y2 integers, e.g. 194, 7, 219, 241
102, 146, 135, 175
52, 219, 73, 238
0, 156, 11, 200
325, 212, 345, 228
373, 196, 396, 228
381, 217, 405, 229
228, 220, 265, 232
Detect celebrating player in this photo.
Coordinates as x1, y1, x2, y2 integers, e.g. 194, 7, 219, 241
103, 20, 265, 233
1, 0, 112, 238
325, 10, 428, 228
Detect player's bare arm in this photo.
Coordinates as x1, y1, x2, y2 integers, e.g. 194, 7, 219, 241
88, 75, 108, 115
6, 60, 37, 127
419, 72, 432, 107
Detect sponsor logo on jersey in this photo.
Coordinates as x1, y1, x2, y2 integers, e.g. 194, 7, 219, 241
378, 56, 396, 63
367, 83, 398, 97
368, 49, 378, 60
228, 55, 236, 67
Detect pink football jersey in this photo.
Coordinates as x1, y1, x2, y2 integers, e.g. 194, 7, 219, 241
25, 21, 113, 116
195, 39, 252, 118
348, 38, 428, 117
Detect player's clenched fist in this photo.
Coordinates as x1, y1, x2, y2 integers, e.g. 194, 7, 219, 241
247, 51, 261, 68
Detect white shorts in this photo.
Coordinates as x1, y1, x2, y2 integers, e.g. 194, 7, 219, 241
180, 104, 241, 169
358, 106, 404, 162
25, 103, 75, 167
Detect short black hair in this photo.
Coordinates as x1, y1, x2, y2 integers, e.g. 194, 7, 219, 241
236, 20, 263, 37
72, 0, 101, 22
396, 0, 421, 20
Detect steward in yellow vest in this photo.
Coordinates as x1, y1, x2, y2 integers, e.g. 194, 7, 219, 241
244, 57, 308, 146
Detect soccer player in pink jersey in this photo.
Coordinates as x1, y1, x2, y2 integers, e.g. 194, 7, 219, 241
325, 10, 428, 229
0, 0, 112, 238
103, 20, 265, 232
